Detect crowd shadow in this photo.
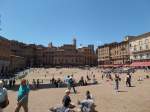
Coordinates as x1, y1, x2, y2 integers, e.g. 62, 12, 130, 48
6, 83, 100, 91
117, 90, 128, 93
128, 85, 136, 88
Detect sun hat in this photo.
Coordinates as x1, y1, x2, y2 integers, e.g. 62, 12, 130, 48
65, 89, 70, 93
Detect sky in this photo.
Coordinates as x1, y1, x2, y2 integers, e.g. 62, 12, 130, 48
0, 0, 150, 48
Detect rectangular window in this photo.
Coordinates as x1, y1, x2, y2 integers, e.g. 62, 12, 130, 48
140, 46, 142, 51
140, 54, 143, 59
134, 45, 137, 51
146, 45, 149, 49
145, 39, 149, 44
146, 54, 149, 58
139, 41, 142, 45
134, 55, 137, 59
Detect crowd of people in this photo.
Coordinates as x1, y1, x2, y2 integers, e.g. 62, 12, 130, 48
1, 79, 16, 89
0, 79, 96, 112
0, 67, 150, 112
101, 69, 133, 91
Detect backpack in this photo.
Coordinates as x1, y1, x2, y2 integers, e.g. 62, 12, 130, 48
69, 78, 74, 85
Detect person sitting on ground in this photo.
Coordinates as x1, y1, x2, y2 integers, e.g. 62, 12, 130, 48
79, 76, 85, 86
84, 80, 88, 86
78, 90, 96, 112
86, 75, 91, 81
86, 90, 93, 100
0, 80, 9, 112
62, 90, 75, 109
49, 90, 75, 112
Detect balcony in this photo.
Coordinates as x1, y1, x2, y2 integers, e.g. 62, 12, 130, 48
132, 49, 150, 54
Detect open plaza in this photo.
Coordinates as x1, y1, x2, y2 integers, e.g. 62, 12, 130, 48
1, 67, 150, 112
0, 1, 150, 112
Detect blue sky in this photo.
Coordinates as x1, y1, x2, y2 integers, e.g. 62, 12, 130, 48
0, 0, 150, 47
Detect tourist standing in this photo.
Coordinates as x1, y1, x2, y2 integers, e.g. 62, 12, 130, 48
15, 79, 30, 112
13, 79, 16, 87
114, 74, 120, 91
37, 79, 40, 88
32, 79, 36, 89
126, 73, 132, 87
69, 76, 76, 94
0, 80, 9, 112
9, 79, 12, 88
66, 76, 71, 90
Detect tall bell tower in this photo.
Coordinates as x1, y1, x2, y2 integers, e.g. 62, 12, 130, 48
73, 38, 76, 48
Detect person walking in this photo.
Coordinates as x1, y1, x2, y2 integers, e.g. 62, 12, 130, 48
0, 80, 9, 112
66, 76, 71, 90
15, 79, 30, 112
69, 76, 77, 94
128, 73, 132, 87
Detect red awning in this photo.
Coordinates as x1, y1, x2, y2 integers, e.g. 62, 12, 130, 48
100, 64, 130, 67
130, 62, 150, 67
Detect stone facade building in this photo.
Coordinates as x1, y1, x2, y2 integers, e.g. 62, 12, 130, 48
98, 39, 130, 67
0, 36, 10, 75
78, 47, 97, 66
10, 41, 33, 72
53, 45, 85, 66
97, 32, 150, 67
0, 36, 97, 75
98, 43, 114, 65
43, 39, 97, 67
43, 44, 86, 67
129, 32, 150, 62
110, 41, 130, 65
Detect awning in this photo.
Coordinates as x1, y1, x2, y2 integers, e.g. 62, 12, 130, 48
130, 62, 150, 67
100, 64, 122, 67
99, 65, 113, 67
100, 64, 130, 67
